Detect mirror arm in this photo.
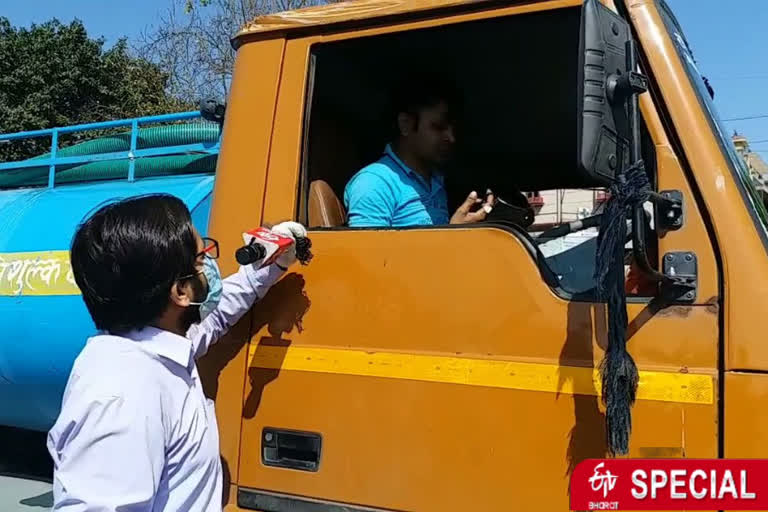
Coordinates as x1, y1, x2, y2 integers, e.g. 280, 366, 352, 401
537, 214, 603, 239
647, 191, 679, 209
632, 197, 694, 293
621, 40, 660, 283
614, 40, 692, 294
647, 190, 684, 230
630, 206, 664, 283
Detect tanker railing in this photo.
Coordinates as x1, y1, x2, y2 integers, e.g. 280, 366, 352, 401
0, 111, 220, 188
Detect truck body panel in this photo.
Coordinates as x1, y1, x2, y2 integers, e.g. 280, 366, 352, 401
210, 0, 768, 509
630, 0, 768, 371
236, 230, 717, 510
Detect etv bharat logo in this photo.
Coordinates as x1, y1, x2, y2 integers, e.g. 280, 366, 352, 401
589, 462, 618, 498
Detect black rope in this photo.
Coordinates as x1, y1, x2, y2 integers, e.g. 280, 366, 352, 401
594, 160, 650, 456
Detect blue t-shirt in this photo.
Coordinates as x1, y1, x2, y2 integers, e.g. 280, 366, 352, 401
344, 145, 450, 227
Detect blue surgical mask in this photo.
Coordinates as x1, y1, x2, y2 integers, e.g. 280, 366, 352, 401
189, 258, 222, 320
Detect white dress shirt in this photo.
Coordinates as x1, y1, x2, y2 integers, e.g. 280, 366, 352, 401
47, 263, 284, 512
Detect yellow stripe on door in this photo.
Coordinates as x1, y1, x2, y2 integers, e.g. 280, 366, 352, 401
0, 250, 80, 296
248, 345, 714, 405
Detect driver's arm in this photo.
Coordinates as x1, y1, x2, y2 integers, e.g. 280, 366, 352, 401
344, 172, 396, 227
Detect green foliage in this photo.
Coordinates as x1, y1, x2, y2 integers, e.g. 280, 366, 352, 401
0, 18, 192, 161
184, 0, 213, 13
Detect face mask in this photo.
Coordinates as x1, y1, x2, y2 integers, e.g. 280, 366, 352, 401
189, 257, 223, 320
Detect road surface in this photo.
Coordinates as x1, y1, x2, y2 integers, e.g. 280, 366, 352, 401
0, 427, 53, 511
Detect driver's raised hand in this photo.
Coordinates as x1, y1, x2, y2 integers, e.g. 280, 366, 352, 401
450, 190, 495, 225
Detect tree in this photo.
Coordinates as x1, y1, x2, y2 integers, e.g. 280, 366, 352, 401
139, 0, 334, 104
0, 18, 191, 161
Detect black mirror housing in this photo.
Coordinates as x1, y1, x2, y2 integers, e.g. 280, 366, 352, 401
200, 98, 226, 124
577, 0, 633, 185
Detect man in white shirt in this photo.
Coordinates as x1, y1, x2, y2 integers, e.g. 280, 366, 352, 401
47, 194, 305, 511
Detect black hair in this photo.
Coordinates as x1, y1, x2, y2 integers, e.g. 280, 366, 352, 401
391, 71, 461, 134
70, 194, 198, 333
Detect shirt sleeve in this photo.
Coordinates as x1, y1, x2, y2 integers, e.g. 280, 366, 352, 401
48, 394, 164, 512
344, 172, 396, 227
187, 263, 284, 359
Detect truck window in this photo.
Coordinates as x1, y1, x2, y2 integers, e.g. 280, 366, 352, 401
658, 0, 768, 242
300, 6, 658, 297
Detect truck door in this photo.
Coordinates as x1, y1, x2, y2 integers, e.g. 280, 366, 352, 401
235, 1, 720, 510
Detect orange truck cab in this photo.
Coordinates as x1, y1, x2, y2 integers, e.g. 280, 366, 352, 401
199, 0, 768, 510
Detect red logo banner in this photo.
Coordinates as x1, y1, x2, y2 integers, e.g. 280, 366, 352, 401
571, 459, 768, 510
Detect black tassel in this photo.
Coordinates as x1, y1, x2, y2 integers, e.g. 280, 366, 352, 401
295, 236, 313, 265
594, 161, 650, 456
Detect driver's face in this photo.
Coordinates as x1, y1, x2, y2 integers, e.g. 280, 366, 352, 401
410, 101, 456, 166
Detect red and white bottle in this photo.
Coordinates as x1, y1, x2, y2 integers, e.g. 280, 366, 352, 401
235, 227, 295, 268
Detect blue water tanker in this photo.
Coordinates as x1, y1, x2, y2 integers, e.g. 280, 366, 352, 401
0, 112, 219, 431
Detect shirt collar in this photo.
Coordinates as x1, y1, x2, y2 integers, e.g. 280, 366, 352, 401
122, 326, 194, 369
384, 144, 413, 176
384, 144, 444, 188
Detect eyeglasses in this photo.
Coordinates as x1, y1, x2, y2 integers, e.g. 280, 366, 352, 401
179, 237, 219, 281
197, 237, 219, 260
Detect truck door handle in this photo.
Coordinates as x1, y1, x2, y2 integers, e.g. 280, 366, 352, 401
262, 428, 322, 472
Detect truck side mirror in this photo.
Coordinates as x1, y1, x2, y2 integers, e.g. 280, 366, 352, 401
200, 98, 226, 126
577, 0, 634, 185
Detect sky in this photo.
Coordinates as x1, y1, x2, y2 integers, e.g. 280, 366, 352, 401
4, 0, 768, 152
2, 0, 166, 47
666, 0, 768, 157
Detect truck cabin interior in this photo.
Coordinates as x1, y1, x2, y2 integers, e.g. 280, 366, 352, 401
300, 6, 657, 295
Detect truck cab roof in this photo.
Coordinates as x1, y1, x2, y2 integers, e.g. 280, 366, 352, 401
234, 0, 541, 41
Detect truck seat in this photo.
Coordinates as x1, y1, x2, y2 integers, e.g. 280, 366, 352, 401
308, 180, 347, 228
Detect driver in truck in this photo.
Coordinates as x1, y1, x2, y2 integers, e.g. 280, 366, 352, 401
344, 73, 496, 227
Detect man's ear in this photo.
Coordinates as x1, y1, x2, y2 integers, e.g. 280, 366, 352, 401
397, 112, 415, 137
170, 280, 193, 308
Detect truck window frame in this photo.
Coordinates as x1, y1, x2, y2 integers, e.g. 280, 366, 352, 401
296, 54, 317, 225
294, 6, 660, 304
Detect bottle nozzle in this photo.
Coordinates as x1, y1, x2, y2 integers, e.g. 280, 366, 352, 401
235, 240, 267, 266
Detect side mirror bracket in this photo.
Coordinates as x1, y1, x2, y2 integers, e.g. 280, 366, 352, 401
616, 40, 689, 300
607, 69, 648, 105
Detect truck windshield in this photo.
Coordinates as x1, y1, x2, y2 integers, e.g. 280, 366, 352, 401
657, 0, 768, 243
